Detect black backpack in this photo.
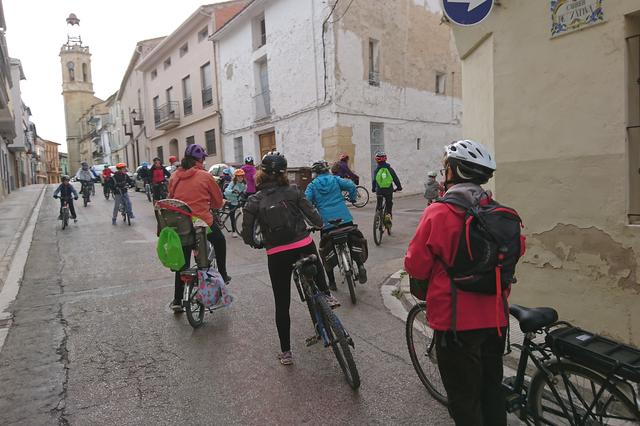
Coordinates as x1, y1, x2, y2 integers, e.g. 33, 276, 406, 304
257, 188, 305, 247
439, 193, 523, 295
438, 192, 524, 336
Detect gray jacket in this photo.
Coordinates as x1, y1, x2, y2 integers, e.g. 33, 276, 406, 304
424, 180, 440, 200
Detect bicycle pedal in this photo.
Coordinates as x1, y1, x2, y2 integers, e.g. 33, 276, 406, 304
305, 335, 321, 347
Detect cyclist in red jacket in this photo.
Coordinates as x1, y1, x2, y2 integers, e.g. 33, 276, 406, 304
404, 140, 508, 426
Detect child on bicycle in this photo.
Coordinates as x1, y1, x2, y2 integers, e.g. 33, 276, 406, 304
371, 151, 402, 227
53, 175, 78, 222
150, 157, 171, 201
223, 169, 247, 237
405, 140, 511, 426
241, 152, 339, 366
108, 163, 135, 225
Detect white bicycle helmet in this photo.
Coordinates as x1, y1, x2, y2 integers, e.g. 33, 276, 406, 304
427, 171, 437, 178
444, 140, 496, 184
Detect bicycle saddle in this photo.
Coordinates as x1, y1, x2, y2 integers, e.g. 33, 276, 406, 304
510, 304, 558, 333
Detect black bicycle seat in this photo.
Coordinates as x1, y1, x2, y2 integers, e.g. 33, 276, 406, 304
510, 304, 558, 333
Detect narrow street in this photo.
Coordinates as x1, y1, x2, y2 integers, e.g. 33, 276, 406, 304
0, 185, 452, 425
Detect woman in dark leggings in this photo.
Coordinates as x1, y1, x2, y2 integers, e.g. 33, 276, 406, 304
168, 143, 229, 312
242, 152, 339, 366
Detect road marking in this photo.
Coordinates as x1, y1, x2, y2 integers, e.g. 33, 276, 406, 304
0, 185, 46, 354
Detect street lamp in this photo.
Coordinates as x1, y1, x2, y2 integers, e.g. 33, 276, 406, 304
131, 109, 144, 126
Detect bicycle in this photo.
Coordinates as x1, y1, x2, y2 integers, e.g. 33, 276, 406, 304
59, 197, 71, 230
152, 182, 168, 202
80, 181, 92, 207
214, 198, 245, 233
155, 199, 231, 329
406, 302, 640, 424
144, 182, 152, 202
293, 252, 360, 389
343, 186, 369, 208
113, 188, 131, 226
372, 195, 391, 246
325, 219, 360, 304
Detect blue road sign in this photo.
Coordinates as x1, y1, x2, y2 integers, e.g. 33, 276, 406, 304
442, 0, 494, 26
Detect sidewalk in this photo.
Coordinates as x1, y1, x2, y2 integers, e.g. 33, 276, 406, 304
0, 184, 46, 293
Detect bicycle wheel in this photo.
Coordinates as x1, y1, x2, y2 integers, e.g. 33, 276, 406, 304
318, 297, 360, 389
352, 186, 369, 208
406, 302, 448, 405
146, 186, 152, 202
62, 210, 69, 230
373, 211, 384, 246
126, 212, 131, 226
528, 361, 640, 425
83, 194, 88, 207
185, 282, 205, 329
233, 208, 243, 234
339, 247, 357, 304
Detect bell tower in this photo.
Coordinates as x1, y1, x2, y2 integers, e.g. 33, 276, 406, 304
60, 13, 99, 173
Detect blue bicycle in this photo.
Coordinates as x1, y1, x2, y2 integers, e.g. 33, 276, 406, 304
293, 254, 360, 389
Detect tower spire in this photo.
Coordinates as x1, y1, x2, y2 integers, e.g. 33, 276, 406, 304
65, 13, 82, 47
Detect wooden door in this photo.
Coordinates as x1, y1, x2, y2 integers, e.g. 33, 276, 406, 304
259, 131, 276, 158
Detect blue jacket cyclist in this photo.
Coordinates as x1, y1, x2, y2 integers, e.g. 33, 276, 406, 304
305, 160, 368, 289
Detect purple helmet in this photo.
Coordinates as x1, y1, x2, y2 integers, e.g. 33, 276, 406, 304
185, 144, 207, 161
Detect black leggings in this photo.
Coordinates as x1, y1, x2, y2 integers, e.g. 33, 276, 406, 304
267, 242, 329, 353
376, 188, 394, 216
174, 225, 228, 301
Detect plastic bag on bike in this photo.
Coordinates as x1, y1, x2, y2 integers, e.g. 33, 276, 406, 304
196, 268, 233, 308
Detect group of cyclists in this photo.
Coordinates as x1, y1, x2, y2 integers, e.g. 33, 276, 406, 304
55, 136, 513, 424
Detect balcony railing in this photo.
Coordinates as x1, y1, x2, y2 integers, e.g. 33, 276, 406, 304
369, 70, 380, 87
253, 90, 271, 121
183, 97, 193, 116
154, 101, 180, 130
202, 87, 213, 108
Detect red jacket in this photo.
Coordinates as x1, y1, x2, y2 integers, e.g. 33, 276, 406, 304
168, 165, 223, 227
404, 187, 509, 332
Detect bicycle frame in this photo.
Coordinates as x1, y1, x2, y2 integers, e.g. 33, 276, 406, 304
505, 323, 640, 423
293, 267, 332, 348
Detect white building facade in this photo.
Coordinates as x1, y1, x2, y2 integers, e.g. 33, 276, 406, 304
213, 0, 462, 193
135, 2, 247, 166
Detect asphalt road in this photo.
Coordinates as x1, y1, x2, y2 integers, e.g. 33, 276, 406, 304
0, 185, 453, 425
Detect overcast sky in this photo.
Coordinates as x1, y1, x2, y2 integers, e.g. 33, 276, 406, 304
3, 0, 231, 153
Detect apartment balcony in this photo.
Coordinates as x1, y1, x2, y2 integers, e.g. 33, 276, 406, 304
253, 90, 271, 121
154, 101, 180, 130
202, 87, 213, 108
183, 97, 193, 116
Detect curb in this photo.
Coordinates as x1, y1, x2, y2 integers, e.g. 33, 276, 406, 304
0, 185, 47, 353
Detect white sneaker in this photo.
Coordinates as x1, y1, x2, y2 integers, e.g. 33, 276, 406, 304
232, 232, 239, 238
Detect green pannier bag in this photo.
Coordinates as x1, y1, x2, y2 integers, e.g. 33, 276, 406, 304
157, 227, 185, 272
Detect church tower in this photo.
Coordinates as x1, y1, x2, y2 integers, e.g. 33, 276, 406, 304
60, 13, 101, 173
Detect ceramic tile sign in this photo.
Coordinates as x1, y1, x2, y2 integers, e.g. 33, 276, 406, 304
551, 0, 605, 38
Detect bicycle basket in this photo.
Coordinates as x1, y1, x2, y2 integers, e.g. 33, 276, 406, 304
546, 326, 640, 382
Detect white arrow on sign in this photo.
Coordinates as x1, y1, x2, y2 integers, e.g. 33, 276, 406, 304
447, 0, 490, 12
